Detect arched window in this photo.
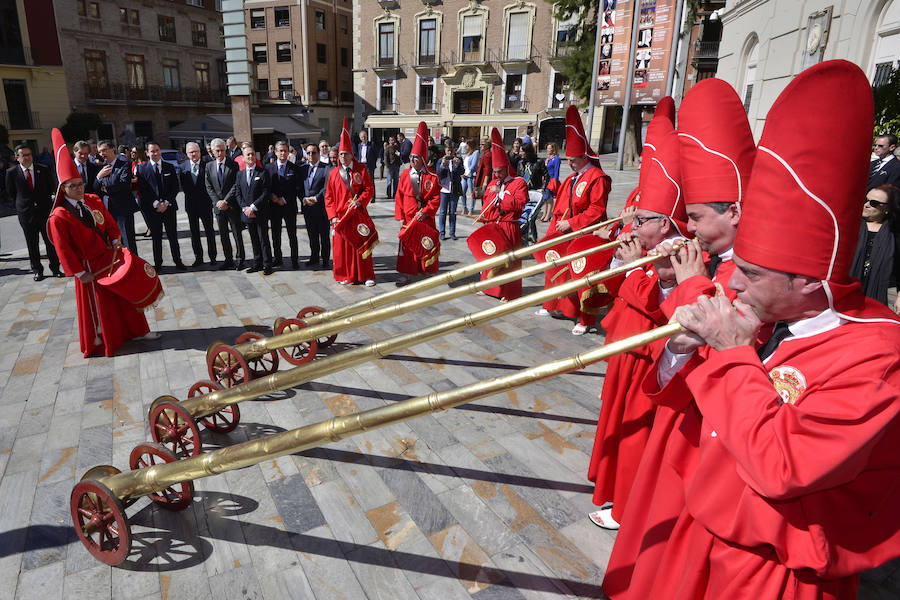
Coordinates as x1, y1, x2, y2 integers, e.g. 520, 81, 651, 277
741, 38, 759, 113
870, 0, 900, 87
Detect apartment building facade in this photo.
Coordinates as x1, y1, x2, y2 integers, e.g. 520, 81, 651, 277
245, 0, 353, 143
0, 0, 70, 152
54, 0, 227, 146
354, 0, 581, 146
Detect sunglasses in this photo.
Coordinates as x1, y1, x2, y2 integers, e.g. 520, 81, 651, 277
633, 215, 666, 228
866, 197, 887, 208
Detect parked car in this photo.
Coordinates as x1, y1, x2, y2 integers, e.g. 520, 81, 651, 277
160, 149, 186, 167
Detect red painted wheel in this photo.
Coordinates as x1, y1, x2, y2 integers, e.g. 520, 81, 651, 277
200, 403, 241, 434
236, 332, 280, 377
128, 443, 194, 511
70, 479, 132, 566
205, 340, 227, 361
149, 400, 202, 458
274, 318, 318, 365
207, 344, 251, 387
187, 380, 220, 398
273, 316, 285, 331
297, 306, 337, 348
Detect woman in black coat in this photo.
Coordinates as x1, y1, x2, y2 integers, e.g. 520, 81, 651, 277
850, 183, 900, 312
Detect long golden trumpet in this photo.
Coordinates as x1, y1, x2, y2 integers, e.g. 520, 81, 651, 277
207, 239, 622, 385
71, 320, 683, 566
149, 247, 666, 458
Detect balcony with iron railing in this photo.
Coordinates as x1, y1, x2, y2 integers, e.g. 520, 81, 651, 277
500, 44, 541, 66
0, 111, 40, 130
377, 101, 400, 114
415, 101, 440, 114
549, 40, 577, 62
448, 47, 497, 67
85, 82, 226, 104
373, 53, 404, 74
500, 96, 529, 113
693, 40, 720, 59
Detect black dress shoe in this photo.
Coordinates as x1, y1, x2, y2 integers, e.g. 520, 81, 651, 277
154, 264, 164, 274
246, 265, 262, 273
292, 259, 300, 270
52, 270, 64, 278
219, 260, 234, 271
317, 261, 330, 271
236, 259, 245, 271
174, 262, 187, 271
209, 258, 218, 265
191, 259, 203, 267
272, 258, 283, 267
33, 273, 44, 281
305, 259, 319, 268
263, 266, 274, 276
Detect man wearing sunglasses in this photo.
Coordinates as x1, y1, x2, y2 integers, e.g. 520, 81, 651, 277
868, 134, 900, 190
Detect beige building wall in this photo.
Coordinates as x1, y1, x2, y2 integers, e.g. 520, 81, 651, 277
716, 0, 899, 138
354, 0, 579, 146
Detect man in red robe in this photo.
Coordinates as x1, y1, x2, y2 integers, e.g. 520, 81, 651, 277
46, 129, 158, 358
606, 61, 900, 600
472, 127, 529, 301
587, 119, 690, 530
394, 121, 441, 284
536, 105, 610, 335
325, 118, 376, 286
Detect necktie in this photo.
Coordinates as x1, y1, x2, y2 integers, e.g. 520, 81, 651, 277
278, 163, 285, 178
217, 161, 224, 185
76, 201, 94, 229
25, 167, 33, 190
155, 163, 162, 189
568, 173, 578, 216
81, 163, 88, 184
192, 163, 198, 183
707, 254, 723, 278
308, 165, 316, 188
247, 168, 253, 184
757, 321, 791, 361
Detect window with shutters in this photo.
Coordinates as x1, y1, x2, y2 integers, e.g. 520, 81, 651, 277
84, 49, 109, 96
378, 22, 395, 66
158, 15, 176, 42
419, 19, 436, 65
277, 42, 291, 62
506, 12, 528, 60
462, 15, 482, 62
250, 9, 265, 29
275, 6, 289, 27
253, 43, 267, 63
315, 11, 325, 30
192, 22, 207, 47
195, 62, 210, 92
125, 54, 146, 90
741, 38, 758, 114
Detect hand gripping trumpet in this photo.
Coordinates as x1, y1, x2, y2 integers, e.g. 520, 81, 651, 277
204, 216, 623, 386
146, 243, 671, 458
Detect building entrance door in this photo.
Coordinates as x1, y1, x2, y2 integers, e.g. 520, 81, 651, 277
451, 126, 481, 144
453, 90, 483, 114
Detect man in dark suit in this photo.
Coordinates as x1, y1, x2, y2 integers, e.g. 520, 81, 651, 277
72, 140, 102, 195
180, 142, 218, 266
357, 130, 378, 187
6, 144, 61, 280
237, 143, 273, 275
205, 138, 245, 270
868, 134, 900, 190
137, 141, 186, 272
298, 142, 331, 269
397, 132, 413, 165
265, 141, 300, 269
226, 136, 242, 161
96, 140, 139, 255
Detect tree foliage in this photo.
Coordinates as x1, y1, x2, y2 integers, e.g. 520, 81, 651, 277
550, 0, 600, 106
873, 67, 900, 141
60, 111, 103, 143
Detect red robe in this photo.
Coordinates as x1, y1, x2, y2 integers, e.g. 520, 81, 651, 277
395, 168, 441, 275
477, 176, 528, 300
587, 267, 668, 521
47, 194, 149, 357
325, 160, 376, 283
610, 301, 900, 599
541, 165, 610, 325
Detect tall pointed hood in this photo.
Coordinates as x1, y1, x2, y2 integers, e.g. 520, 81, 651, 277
339, 117, 353, 156
637, 128, 687, 236
564, 105, 601, 168
411, 121, 429, 158
52, 128, 80, 208
490, 128, 509, 169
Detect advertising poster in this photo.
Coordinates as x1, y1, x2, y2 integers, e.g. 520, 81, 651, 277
596, 0, 677, 106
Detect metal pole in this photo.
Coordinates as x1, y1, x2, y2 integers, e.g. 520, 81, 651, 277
586, 4, 604, 143
665, 0, 686, 97
615, 0, 641, 171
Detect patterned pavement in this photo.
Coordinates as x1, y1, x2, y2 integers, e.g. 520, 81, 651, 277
0, 158, 897, 599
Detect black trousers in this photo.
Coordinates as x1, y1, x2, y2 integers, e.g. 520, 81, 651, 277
246, 217, 272, 268
19, 215, 59, 274
187, 206, 218, 262
304, 211, 330, 263
147, 206, 183, 267
270, 206, 298, 262
216, 209, 245, 262
114, 213, 138, 256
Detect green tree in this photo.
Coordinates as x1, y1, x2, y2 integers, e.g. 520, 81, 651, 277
60, 111, 103, 142
551, 0, 600, 105
873, 67, 900, 141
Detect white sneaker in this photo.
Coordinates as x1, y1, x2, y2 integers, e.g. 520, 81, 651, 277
365, 279, 376, 287
588, 507, 620, 530
572, 323, 588, 336
338, 280, 349, 285
534, 308, 550, 316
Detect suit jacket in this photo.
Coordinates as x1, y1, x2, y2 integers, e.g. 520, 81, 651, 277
98, 157, 136, 217
5, 163, 55, 225
204, 158, 240, 216
868, 156, 900, 190
358, 141, 378, 171
399, 138, 413, 164
73, 160, 102, 195
137, 160, 180, 213
265, 160, 299, 214
298, 161, 329, 219
237, 165, 271, 223
227, 146, 242, 161
179, 160, 212, 216
438, 157, 463, 192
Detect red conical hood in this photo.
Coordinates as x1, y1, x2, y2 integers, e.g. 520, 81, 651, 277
490, 128, 509, 169
564, 105, 600, 167
639, 96, 676, 192
677, 78, 755, 206
339, 117, 353, 156
52, 128, 80, 207
637, 128, 687, 236
411, 121, 429, 158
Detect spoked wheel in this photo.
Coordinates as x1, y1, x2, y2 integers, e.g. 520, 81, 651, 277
297, 306, 337, 348
185, 380, 241, 433
70, 479, 132, 566
128, 443, 194, 511
205, 340, 227, 361
235, 332, 280, 377
274, 318, 318, 365
187, 380, 220, 398
207, 343, 251, 387
273, 316, 285, 332
149, 398, 202, 458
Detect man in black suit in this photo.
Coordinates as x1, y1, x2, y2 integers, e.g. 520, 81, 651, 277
357, 130, 378, 187
72, 140, 102, 195
180, 142, 218, 266
137, 141, 186, 271
265, 141, 300, 269
5, 144, 61, 280
96, 140, 139, 255
298, 143, 331, 269
205, 138, 245, 270
237, 143, 273, 275
868, 134, 900, 190
226, 136, 241, 161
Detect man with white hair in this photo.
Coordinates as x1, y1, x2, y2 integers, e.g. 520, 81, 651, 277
180, 141, 218, 266
205, 137, 244, 270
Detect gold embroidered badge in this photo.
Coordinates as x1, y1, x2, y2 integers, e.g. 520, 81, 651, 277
422, 236, 434, 250
572, 257, 587, 274
144, 263, 156, 278
353, 172, 362, 184
356, 223, 371, 236
576, 181, 588, 197
481, 240, 497, 255
768, 365, 807, 405
424, 179, 433, 192
545, 249, 560, 261
91, 209, 105, 225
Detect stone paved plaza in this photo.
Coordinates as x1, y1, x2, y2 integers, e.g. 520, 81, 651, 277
1, 159, 898, 600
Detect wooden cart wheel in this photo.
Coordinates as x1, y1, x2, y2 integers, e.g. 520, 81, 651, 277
207, 343, 251, 387
128, 442, 194, 511
149, 400, 202, 458
235, 332, 280, 377
70, 479, 132, 566
205, 340, 227, 361
296, 306, 337, 348
187, 380, 220, 398
274, 318, 318, 365
186, 380, 241, 433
